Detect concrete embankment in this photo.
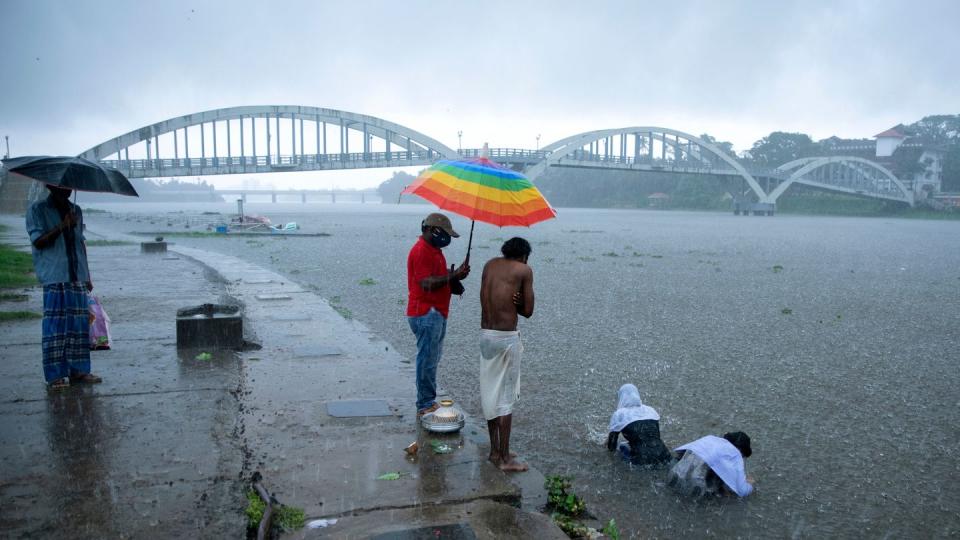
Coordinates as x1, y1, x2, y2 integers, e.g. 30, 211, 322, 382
0, 216, 565, 538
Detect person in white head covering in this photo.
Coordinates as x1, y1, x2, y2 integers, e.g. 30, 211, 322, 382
668, 431, 754, 497
606, 384, 673, 466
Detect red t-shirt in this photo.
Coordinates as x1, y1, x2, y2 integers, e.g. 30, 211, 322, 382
407, 237, 451, 318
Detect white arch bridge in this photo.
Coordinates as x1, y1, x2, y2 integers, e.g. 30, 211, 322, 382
78, 106, 914, 212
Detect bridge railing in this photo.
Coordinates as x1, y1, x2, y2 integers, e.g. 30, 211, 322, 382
555, 150, 741, 173
100, 150, 442, 172
458, 148, 549, 160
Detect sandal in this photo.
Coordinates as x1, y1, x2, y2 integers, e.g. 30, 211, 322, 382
417, 403, 440, 417
70, 373, 103, 384
48, 377, 70, 390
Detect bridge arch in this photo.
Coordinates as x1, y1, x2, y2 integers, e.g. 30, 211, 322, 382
78, 105, 458, 178
768, 156, 912, 205
525, 127, 767, 201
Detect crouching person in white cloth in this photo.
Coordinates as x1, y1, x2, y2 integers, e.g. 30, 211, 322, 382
479, 237, 534, 472
667, 432, 754, 497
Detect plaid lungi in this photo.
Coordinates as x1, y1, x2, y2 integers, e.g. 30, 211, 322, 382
42, 283, 90, 383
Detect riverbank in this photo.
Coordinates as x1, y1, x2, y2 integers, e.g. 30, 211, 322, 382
0, 215, 566, 538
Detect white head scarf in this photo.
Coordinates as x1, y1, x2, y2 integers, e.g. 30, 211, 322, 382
607, 383, 660, 433
674, 435, 753, 497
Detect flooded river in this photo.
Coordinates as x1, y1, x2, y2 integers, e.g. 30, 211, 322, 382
88, 203, 960, 538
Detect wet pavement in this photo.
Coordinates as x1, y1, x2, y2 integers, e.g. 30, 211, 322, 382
0, 215, 562, 539
0, 218, 245, 538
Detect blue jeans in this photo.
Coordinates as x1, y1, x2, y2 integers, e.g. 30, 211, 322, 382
408, 308, 447, 411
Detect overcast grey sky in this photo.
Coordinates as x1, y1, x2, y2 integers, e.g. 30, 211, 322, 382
2, 0, 958, 188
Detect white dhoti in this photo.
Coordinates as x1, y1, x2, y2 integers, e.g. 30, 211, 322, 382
479, 329, 523, 421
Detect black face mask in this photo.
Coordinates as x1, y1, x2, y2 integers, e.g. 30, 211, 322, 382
428, 227, 452, 248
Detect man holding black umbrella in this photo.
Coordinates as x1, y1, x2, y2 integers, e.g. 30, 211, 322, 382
26, 185, 101, 389
4, 155, 136, 388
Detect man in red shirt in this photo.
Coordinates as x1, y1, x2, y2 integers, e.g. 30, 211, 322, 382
407, 212, 470, 416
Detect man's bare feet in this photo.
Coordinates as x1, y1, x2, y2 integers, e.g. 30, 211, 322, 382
498, 458, 529, 472
488, 451, 517, 465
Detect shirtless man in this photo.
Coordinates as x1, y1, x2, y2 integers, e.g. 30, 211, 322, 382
479, 237, 534, 472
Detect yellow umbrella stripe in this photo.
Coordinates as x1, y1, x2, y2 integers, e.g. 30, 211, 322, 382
420, 169, 549, 206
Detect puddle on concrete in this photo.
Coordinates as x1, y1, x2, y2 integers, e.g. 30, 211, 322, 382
267, 314, 312, 322
371, 523, 476, 539
254, 294, 292, 301
327, 399, 392, 417
292, 345, 341, 358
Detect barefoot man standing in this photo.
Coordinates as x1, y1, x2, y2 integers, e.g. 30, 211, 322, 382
479, 237, 534, 472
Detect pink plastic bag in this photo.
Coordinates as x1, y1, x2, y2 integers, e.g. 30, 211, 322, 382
88, 295, 112, 350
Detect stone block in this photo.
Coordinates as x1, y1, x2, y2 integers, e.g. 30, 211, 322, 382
141, 241, 168, 253
176, 303, 243, 349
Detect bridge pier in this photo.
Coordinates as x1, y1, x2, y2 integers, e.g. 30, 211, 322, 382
331, 192, 336, 204
361, 193, 365, 204
732, 201, 775, 216
271, 193, 277, 203
301, 192, 307, 203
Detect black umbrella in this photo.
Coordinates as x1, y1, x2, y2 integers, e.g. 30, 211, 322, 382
2, 155, 138, 197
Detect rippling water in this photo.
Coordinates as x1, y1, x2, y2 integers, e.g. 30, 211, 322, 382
89, 202, 960, 538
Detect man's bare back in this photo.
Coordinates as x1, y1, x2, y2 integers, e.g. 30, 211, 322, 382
480, 257, 534, 331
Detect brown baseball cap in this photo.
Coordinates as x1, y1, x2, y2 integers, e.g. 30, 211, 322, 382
422, 212, 459, 237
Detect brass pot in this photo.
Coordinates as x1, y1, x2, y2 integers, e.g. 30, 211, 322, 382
421, 398, 465, 433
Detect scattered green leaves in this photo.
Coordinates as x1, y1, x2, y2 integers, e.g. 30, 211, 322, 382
244, 490, 305, 532
358, 278, 377, 286
274, 505, 306, 531
195, 352, 213, 361
545, 475, 586, 516
333, 305, 353, 319
781, 308, 793, 315
377, 471, 406, 481
772, 265, 784, 273
430, 440, 454, 454
545, 475, 617, 539
0, 292, 28, 302
601, 252, 620, 257
602, 519, 621, 540
245, 490, 265, 529
577, 256, 596, 262
552, 514, 591, 538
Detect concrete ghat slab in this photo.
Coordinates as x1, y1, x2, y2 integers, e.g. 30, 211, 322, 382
146, 236, 559, 536
326, 399, 392, 417
258, 429, 519, 520
287, 499, 568, 540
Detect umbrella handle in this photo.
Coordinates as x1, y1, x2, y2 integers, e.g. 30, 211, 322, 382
464, 220, 474, 265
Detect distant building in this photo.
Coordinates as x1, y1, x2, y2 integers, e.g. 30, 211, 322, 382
820, 125, 944, 200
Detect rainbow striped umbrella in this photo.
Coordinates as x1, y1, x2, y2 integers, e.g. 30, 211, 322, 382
402, 147, 557, 259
